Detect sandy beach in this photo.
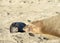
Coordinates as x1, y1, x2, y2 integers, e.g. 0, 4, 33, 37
0, 0, 60, 43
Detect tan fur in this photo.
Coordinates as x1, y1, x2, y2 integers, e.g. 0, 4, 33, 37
24, 14, 60, 38
24, 23, 43, 34
24, 23, 59, 39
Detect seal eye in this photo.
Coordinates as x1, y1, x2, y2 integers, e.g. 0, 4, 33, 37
10, 22, 26, 33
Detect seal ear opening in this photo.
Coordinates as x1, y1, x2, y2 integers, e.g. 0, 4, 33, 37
10, 22, 26, 33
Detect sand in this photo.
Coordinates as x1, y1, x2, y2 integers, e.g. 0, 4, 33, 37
0, 0, 60, 43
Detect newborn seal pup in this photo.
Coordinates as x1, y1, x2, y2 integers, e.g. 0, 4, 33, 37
10, 22, 26, 33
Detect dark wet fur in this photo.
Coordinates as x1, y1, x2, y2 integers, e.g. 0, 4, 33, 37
10, 22, 26, 33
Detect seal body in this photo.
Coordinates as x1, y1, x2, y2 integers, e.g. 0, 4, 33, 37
24, 15, 60, 37
10, 22, 26, 33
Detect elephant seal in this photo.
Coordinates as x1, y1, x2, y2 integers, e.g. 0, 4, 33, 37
10, 22, 26, 33
24, 14, 60, 37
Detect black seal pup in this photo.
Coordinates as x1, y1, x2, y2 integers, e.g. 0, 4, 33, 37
10, 22, 26, 33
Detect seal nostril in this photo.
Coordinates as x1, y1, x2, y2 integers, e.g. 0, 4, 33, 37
43, 37, 49, 40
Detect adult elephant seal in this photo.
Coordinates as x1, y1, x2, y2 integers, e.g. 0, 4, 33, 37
10, 22, 26, 33
24, 14, 60, 37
